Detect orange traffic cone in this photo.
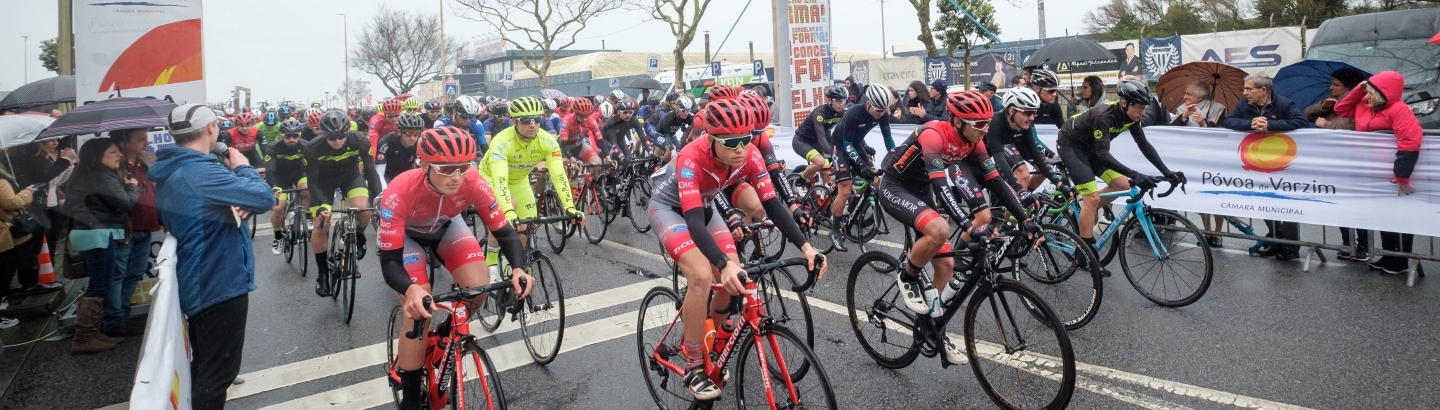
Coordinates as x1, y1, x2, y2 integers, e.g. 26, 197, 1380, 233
36, 237, 56, 284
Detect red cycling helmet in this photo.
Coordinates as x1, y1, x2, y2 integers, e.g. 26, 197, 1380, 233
418, 126, 476, 164
232, 112, 256, 126
946, 90, 994, 121
739, 94, 770, 130
709, 84, 739, 100
701, 98, 754, 136
571, 97, 595, 116
381, 99, 404, 116
305, 110, 324, 128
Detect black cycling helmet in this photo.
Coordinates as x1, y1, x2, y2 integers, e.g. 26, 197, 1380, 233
824, 85, 848, 100
279, 119, 306, 133
616, 98, 639, 111
487, 102, 509, 117
357, 105, 379, 121
664, 92, 680, 103
264, 111, 278, 126
1116, 80, 1153, 106
319, 109, 351, 137
1030, 69, 1060, 88
278, 105, 294, 118
645, 93, 663, 106
396, 113, 424, 131
423, 99, 443, 112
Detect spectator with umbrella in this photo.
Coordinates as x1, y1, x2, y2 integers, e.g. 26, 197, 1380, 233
0, 162, 39, 329
1301, 67, 1370, 260
1335, 70, 1424, 274
63, 137, 138, 353
1169, 80, 1228, 247
12, 138, 77, 286
0, 114, 67, 300
1223, 73, 1310, 261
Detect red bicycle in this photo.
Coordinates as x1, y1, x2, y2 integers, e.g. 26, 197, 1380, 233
386, 279, 523, 410
636, 256, 836, 409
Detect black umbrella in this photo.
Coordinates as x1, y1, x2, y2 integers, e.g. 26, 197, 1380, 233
39, 97, 177, 138
625, 77, 664, 90
0, 75, 76, 111
1023, 37, 1115, 68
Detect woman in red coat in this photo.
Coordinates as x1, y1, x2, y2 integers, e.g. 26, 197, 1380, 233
1335, 70, 1423, 274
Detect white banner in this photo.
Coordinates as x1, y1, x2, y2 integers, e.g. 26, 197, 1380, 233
129, 235, 192, 410
1052, 40, 1141, 88
865, 57, 926, 90
775, 0, 833, 128
74, 0, 206, 152
1181, 27, 1304, 77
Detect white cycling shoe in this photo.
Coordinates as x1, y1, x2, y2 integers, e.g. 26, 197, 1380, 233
897, 272, 931, 314
942, 334, 969, 366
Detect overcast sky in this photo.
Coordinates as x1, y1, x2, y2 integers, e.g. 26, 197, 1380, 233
0, 0, 1104, 105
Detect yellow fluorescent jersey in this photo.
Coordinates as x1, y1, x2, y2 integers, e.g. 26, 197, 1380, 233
480, 126, 576, 218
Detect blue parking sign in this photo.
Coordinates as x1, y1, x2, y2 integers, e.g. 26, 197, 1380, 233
711, 62, 722, 77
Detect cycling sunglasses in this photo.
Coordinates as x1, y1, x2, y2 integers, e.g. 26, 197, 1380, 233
429, 163, 470, 177
1015, 109, 1038, 117
1041, 87, 1060, 95
618, 110, 636, 116
402, 130, 422, 136
516, 115, 543, 125
457, 113, 476, 120
324, 133, 348, 141
962, 119, 991, 131
283, 133, 301, 139
714, 134, 753, 150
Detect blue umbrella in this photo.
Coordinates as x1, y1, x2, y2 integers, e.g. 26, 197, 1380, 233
1273, 59, 1372, 110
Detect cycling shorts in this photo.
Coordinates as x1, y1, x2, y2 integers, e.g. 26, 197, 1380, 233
876, 181, 960, 255
1058, 145, 1123, 196
395, 219, 485, 292
999, 144, 1031, 172
791, 140, 831, 168
272, 174, 307, 202
722, 182, 757, 210
309, 174, 369, 216
649, 202, 736, 262
831, 146, 858, 179
561, 140, 600, 163
479, 169, 539, 221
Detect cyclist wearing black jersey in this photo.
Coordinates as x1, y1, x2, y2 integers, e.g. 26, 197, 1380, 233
1029, 69, 1067, 128
305, 110, 383, 297
793, 85, 847, 185
600, 98, 648, 161
827, 84, 895, 251
267, 119, 310, 254
1056, 80, 1181, 247
651, 95, 696, 155
378, 113, 423, 182
985, 88, 1065, 193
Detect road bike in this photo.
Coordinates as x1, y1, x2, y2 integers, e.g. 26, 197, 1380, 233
278, 188, 310, 277
533, 166, 578, 254
786, 168, 888, 254
847, 221, 1077, 409
577, 162, 615, 244
323, 189, 372, 325
474, 214, 574, 365
731, 219, 816, 348
637, 256, 834, 409
386, 280, 522, 410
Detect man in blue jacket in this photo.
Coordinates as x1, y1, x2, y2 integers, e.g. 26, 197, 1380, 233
1222, 73, 1309, 260
150, 104, 275, 409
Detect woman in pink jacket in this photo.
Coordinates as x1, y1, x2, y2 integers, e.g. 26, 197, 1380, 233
1335, 70, 1423, 274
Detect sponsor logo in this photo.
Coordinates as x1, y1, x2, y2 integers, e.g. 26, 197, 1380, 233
382, 194, 401, 208
379, 242, 394, 248
1237, 132, 1297, 173
1199, 45, 1282, 68
671, 240, 694, 255
680, 168, 695, 179
1093, 130, 1103, 140
489, 202, 498, 210
672, 225, 688, 233
379, 207, 394, 220
466, 252, 484, 260
403, 255, 421, 264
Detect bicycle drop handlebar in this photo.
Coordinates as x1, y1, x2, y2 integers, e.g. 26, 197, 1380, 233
713, 255, 826, 315
405, 278, 528, 339
1127, 172, 1187, 204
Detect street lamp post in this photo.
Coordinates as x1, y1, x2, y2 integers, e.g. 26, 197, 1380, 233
338, 14, 350, 108
21, 36, 28, 83
325, 91, 330, 109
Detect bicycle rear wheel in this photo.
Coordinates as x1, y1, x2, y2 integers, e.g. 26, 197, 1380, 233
636, 287, 691, 410
965, 279, 1076, 410
520, 254, 565, 365
1010, 223, 1103, 331
844, 192, 881, 244
845, 251, 921, 369
581, 185, 608, 244
628, 177, 652, 233
340, 234, 358, 325
453, 340, 507, 410
735, 324, 838, 409
283, 209, 298, 263
1118, 208, 1214, 307
542, 190, 569, 254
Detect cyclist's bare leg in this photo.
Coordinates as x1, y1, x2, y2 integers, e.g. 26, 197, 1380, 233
831, 180, 853, 218
1013, 166, 1033, 193
349, 195, 371, 232
733, 187, 765, 224
270, 196, 286, 230
395, 283, 434, 372
678, 250, 741, 345
310, 212, 330, 253
1079, 177, 1130, 239
450, 261, 490, 318
907, 217, 951, 281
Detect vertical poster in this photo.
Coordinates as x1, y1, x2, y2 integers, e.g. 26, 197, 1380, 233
1181, 27, 1305, 77
849, 60, 871, 87
74, 0, 206, 152
965, 52, 1018, 89
1143, 36, 1184, 82
774, 0, 832, 127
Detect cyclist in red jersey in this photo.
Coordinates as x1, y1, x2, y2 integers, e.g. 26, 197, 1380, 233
369, 99, 403, 156
718, 93, 799, 227
646, 98, 824, 400
876, 91, 1040, 366
379, 126, 533, 410
226, 112, 266, 176
559, 97, 602, 164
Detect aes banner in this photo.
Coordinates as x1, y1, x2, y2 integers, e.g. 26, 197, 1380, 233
1033, 125, 1440, 237
1181, 27, 1304, 77
774, 0, 832, 127
74, 0, 206, 152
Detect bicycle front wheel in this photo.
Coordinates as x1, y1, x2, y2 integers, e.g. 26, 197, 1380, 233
340, 236, 358, 325
452, 340, 507, 410
1118, 208, 1214, 307
735, 324, 838, 409
757, 266, 815, 349
806, 186, 835, 254
628, 177, 652, 233
965, 279, 1076, 410
542, 190, 569, 254
636, 286, 691, 410
581, 185, 608, 244
845, 251, 920, 369
1010, 223, 1103, 331
520, 254, 565, 365
283, 209, 299, 263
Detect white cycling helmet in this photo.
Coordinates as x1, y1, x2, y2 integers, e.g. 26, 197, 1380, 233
609, 89, 628, 101
864, 84, 893, 109
599, 101, 615, 118
455, 95, 483, 116
674, 95, 695, 111
541, 98, 557, 111
1002, 88, 1042, 110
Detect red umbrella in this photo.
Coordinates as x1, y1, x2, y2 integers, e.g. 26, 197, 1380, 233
1429, 31, 1440, 45
1155, 61, 1248, 113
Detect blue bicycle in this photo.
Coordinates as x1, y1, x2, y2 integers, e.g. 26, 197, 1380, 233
1045, 176, 1214, 307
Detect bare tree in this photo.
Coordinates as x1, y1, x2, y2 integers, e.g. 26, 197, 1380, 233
351, 5, 462, 96
906, 0, 943, 58
337, 79, 373, 107
641, 0, 714, 86
453, 0, 629, 89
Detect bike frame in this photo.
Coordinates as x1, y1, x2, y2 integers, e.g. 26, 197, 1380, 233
1070, 187, 1170, 260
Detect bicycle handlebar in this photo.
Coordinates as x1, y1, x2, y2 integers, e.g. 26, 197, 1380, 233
1127, 173, 1186, 204
404, 278, 527, 340
514, 215, 580, 226
713, 255, 826, 315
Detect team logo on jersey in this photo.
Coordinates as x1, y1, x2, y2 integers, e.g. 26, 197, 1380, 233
1093, 130, 1103, 140
672, 225, 688, 233
492, 152, 504, 160
403, 255, 421, 265
380, 207, 394, 220
680, 168, 695, 179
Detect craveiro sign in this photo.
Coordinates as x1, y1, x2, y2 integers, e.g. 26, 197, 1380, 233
774, 0, 832, 127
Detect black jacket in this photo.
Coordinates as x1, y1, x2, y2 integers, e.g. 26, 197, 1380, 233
1223, 94, 1310, 132
62, 172, 138, 231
